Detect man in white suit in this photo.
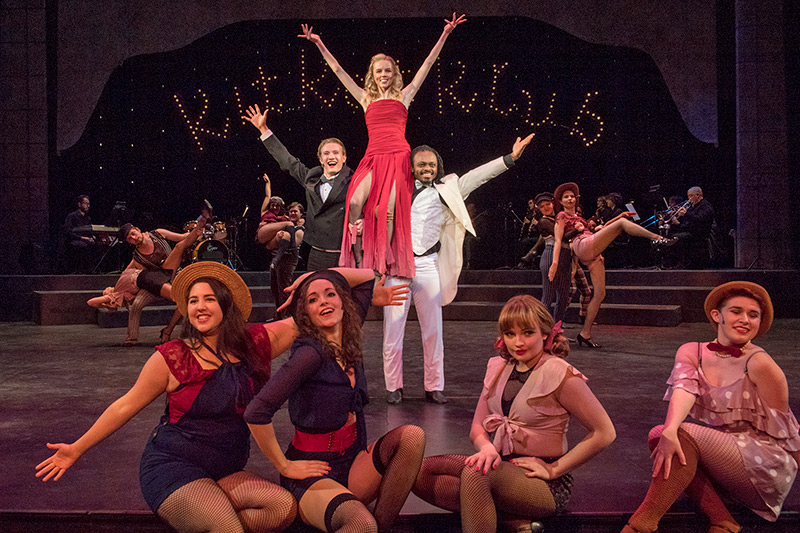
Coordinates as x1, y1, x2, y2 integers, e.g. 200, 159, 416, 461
382, 134, 535, 404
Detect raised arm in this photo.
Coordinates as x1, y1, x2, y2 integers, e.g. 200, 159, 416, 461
35, 352, 171, 481
402, 13, 466, 106
298, 24, 365, 104
277, 268, 409, 314
260, 173, 272, 218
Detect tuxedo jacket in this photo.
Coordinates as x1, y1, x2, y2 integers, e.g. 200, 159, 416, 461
434, 157, 510, 306
262, 134, 353, 250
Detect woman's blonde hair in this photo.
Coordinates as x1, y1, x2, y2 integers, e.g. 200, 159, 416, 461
497, 295, 569, 359
363, 54, 403, 104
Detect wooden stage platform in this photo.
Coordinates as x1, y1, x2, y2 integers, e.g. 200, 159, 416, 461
1, 269, 799, 531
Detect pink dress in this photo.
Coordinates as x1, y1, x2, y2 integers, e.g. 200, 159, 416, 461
665, 343, 800, 520
103, 268, 140, 309
339, 99, 414, 277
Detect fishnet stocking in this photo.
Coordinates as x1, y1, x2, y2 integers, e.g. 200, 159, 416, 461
678, 423, 766, 513
412, 454, 467, 512
626, 427, 700, 533
460, 461, 556, 533
216, 471, 297, 532
627, 423, 764, 532
157, 478, 244, 533
329, 498, 378, 533
646, 425, 739, 533
372, 424, 426, 531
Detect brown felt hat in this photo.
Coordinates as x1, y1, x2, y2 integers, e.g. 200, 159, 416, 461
703, 281, 773, 338
554, 182, 580, 204
171, 261, 252, 320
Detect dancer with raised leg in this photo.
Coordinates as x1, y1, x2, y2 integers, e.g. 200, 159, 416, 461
548, 182, 674, 348
298, 13, 466, 276
623, 282, 799, 533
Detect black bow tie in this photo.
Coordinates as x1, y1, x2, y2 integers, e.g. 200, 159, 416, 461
319, 176, 335, 185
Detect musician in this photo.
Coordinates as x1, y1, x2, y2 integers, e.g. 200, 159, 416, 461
671, 187, 715, 268
63, 195, 98, 273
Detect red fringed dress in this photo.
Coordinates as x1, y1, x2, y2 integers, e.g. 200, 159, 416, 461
339, 99, 415, 277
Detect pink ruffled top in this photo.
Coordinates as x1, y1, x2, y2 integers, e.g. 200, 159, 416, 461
665, 360, 800, 453
481, 355, 587, 457
665, 344, 800, 519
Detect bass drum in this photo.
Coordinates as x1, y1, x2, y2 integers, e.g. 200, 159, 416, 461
192, 239, 229, 264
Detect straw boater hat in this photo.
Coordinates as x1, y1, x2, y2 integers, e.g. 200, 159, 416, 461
171, 261, 252, 320
703, 281, 773, 338
553, 182, 580, 204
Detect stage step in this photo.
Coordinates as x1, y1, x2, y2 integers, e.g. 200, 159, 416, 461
10, 269, 800, 325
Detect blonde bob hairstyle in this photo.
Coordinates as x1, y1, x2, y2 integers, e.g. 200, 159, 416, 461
497, 295, 569, 359
363, 54, 404, 104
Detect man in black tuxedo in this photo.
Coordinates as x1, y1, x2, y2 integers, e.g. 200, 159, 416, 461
244, 104, 352, 269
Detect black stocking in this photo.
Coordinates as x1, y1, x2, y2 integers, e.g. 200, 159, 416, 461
371, 424, 426, 531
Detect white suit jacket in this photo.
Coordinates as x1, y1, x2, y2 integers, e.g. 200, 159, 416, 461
433, 156, 510, 306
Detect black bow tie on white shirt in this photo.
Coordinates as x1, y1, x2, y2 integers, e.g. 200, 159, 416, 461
319, 176, 335, 185
412, 181, 435, 203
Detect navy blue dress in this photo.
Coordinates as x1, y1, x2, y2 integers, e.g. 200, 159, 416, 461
139, 325, 271, 512
244, 281, 373, 500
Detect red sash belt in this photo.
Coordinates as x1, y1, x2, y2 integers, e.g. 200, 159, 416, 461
291, 423, 357, 453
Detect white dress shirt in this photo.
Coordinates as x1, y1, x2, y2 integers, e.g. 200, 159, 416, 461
411, 181, 444, 256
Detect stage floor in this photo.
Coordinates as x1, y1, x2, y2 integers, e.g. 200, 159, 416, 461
2, 319, 799, 531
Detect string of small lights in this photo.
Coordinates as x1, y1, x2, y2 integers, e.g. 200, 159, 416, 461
172, 57, 604, 151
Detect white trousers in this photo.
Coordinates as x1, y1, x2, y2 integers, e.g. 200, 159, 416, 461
382, 253, 445, 392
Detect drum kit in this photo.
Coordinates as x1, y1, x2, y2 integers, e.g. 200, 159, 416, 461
184, 214, 247, 268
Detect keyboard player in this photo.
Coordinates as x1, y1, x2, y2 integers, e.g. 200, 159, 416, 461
64, 195, 98, 273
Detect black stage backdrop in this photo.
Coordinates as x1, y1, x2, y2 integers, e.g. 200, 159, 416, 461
54, 17, 718, 269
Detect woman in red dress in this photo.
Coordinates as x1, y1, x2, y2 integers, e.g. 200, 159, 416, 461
298, 13, 466, 277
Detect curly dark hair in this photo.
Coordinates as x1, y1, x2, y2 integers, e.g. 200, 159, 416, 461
293, 274, 364, 368
180, 277, 268, 381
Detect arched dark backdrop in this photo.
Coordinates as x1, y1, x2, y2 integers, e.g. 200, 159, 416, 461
54, 17, 717, 267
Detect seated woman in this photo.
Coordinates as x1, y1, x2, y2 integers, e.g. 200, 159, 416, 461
623, 281, 799, 533
413, 295, 616, 532
37, 262, 408, 532
37, 261, 298, 531
549, 182, 674, 348
244, 270, 423, 532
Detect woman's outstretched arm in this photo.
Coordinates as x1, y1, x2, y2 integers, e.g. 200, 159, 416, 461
402, 13, 466, 105
298, 24, 365, 104
35, 352, 171, 481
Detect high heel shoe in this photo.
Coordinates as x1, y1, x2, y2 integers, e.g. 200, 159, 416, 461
576, 333, 601, 348
651, 236, 677, 247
